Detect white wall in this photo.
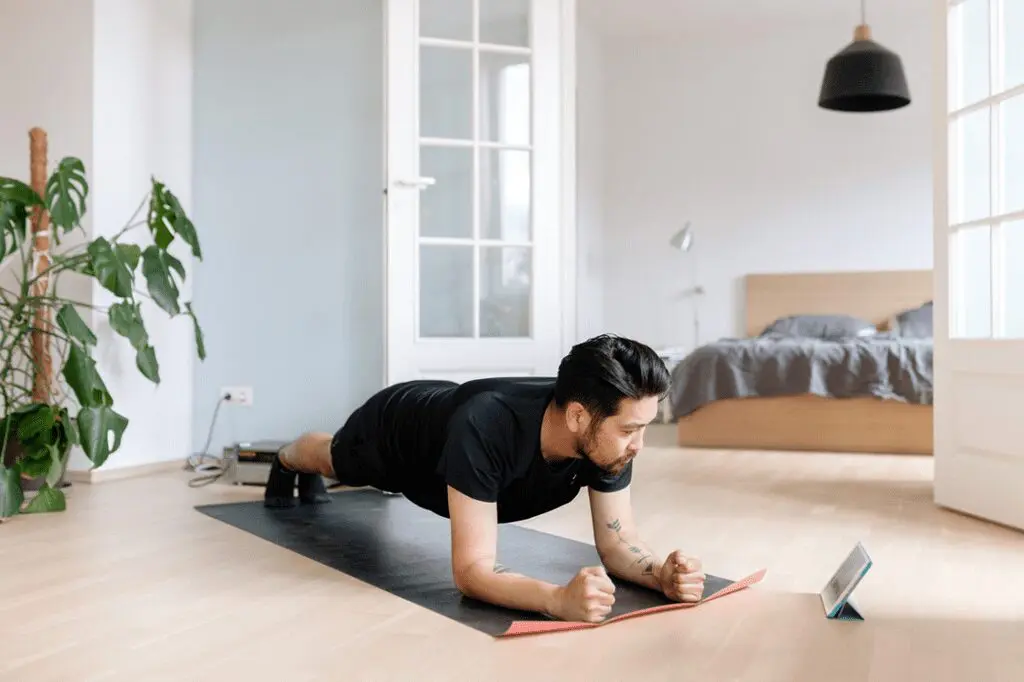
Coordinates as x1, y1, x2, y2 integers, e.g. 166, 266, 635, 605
586, 14, 935, 350
0, 0, 93, 304
575, 19, 606, 340
78, 0, 195, 471
0, 0, 194, 472
191, 0, 385, 457
0, 1, 94, 194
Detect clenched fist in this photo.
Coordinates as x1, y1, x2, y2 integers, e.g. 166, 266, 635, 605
554, 565, 616, 622
658, 550, 705, 603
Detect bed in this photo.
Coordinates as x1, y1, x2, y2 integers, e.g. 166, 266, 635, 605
670, 269, 934, 455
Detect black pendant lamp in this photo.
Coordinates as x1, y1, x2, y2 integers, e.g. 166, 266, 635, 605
818, 0, 910, 112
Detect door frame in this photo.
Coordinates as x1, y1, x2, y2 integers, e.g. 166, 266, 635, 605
379, 0, 579, 387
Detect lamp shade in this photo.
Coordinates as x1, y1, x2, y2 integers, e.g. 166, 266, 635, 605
669, 223, 693, 252
818, 26, 910, 112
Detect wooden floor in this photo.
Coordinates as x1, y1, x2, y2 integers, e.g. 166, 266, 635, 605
3, 424, 1023, 682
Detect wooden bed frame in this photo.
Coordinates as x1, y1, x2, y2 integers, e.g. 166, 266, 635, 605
675, 269, 935, 455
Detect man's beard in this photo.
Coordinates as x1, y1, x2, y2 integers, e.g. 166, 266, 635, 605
574, 426, 614, 474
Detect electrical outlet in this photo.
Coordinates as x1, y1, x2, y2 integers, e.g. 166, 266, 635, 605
221, 386, 253, 406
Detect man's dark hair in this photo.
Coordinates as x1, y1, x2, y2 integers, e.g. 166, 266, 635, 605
553, 334, 671, 422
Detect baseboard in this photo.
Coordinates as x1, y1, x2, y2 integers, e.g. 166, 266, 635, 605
66, 460, 183, 484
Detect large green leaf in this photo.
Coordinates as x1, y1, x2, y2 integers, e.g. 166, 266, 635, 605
108, 301, 148, 350
135, 345, 159, 383
115, 243, 142, 271
44, 157, 88, 237
19, 450, 51, 478
16, 403, 54, 441
0, 200, 28, 260
149, 180, 202, 259
141, 246, 180, 315
45, 444, 64, 487
0, 418, 22, 517
77, 405, 128, 468
59, 407, 80, 447
0, 177, 38, 261
0, 464, 23, 518
0, 177, 44, 206
23, 483, 66, 513
185, 302, 206, 360
62, 343, 112, 408
56, 303, 98, 347
162, 250, 186, 281
87, 237, 133, 297
106, 301, 160, 382
0, 413, 13, 459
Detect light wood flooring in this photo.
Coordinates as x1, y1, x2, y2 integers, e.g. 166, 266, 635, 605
3, 424, 1023, 682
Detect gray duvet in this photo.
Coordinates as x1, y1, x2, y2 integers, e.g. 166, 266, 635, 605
667, 333, 934, 419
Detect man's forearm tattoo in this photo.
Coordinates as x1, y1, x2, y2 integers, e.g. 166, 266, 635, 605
606, 518, 655, 575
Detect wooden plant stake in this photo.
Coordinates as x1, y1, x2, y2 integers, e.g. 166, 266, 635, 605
29, 127, 53, 404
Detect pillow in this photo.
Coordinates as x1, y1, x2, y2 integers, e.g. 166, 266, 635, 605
760, 314, 877, 339
891, 301, 933, 337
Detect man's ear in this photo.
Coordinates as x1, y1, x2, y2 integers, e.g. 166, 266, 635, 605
565, 401, 589, 434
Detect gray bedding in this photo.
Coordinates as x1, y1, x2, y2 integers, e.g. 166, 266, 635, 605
667, 333, 933, 419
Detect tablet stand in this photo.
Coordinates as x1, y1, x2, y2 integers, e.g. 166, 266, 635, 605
827, 598, 863, 621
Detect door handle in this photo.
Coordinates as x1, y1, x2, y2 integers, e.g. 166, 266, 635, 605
393, 177, 436, 189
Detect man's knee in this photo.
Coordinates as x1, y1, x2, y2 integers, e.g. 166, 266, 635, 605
283, 432, 336, 477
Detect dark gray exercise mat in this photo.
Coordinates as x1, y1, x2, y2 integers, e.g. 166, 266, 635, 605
195, 489, 735, 637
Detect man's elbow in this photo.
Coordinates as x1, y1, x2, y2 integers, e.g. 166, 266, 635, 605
595, 541, 617, 566
452, 559, 489, 597
452, 567, 474, 596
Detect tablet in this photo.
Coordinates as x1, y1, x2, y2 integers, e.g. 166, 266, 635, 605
819, 542, 872, 619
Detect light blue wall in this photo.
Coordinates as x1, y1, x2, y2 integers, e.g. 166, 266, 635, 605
191, 0, 384, 454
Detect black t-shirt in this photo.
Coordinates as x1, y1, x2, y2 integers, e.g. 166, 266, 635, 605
359, 377, 632, 523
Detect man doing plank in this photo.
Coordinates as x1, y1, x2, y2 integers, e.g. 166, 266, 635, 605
266, 334, 705, 623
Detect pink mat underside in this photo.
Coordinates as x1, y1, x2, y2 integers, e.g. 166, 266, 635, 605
498, 568, 768, 638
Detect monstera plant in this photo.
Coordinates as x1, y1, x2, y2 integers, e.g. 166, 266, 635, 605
0, 129, 205, 519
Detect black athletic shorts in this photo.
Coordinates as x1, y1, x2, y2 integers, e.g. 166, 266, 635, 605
328, 403, 398, 492
327, 378, 456, 512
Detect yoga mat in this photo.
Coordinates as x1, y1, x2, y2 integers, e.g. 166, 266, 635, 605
196, 489, 766, 638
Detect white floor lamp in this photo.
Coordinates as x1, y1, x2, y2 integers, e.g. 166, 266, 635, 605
669, 222, 705, 349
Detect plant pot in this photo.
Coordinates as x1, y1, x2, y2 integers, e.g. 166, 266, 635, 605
19, 453, 71, 493
1, 408, 74, 500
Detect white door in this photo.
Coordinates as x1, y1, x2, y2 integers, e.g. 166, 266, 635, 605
936, 0, 1024, 530
384, 0, 572, 385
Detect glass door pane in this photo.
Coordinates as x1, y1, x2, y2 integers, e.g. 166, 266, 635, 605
950, 107, 992, 224
420, 245, 474, 337
420, 0, 472, 40
480, 245, 531, 337
1001, 220, 1024, 337
480, 148, 530, 240
1001, 93, 1024, 214
951, 225, 993, 338
1003, 0, 1024, 92
479, 51, 531, 145
419, 45, 473, 140
480, 0, 530, 46
949, 0, 991, 111
420, 146, 473, 238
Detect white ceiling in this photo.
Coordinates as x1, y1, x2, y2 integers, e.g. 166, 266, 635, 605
579, 0, 927, 37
